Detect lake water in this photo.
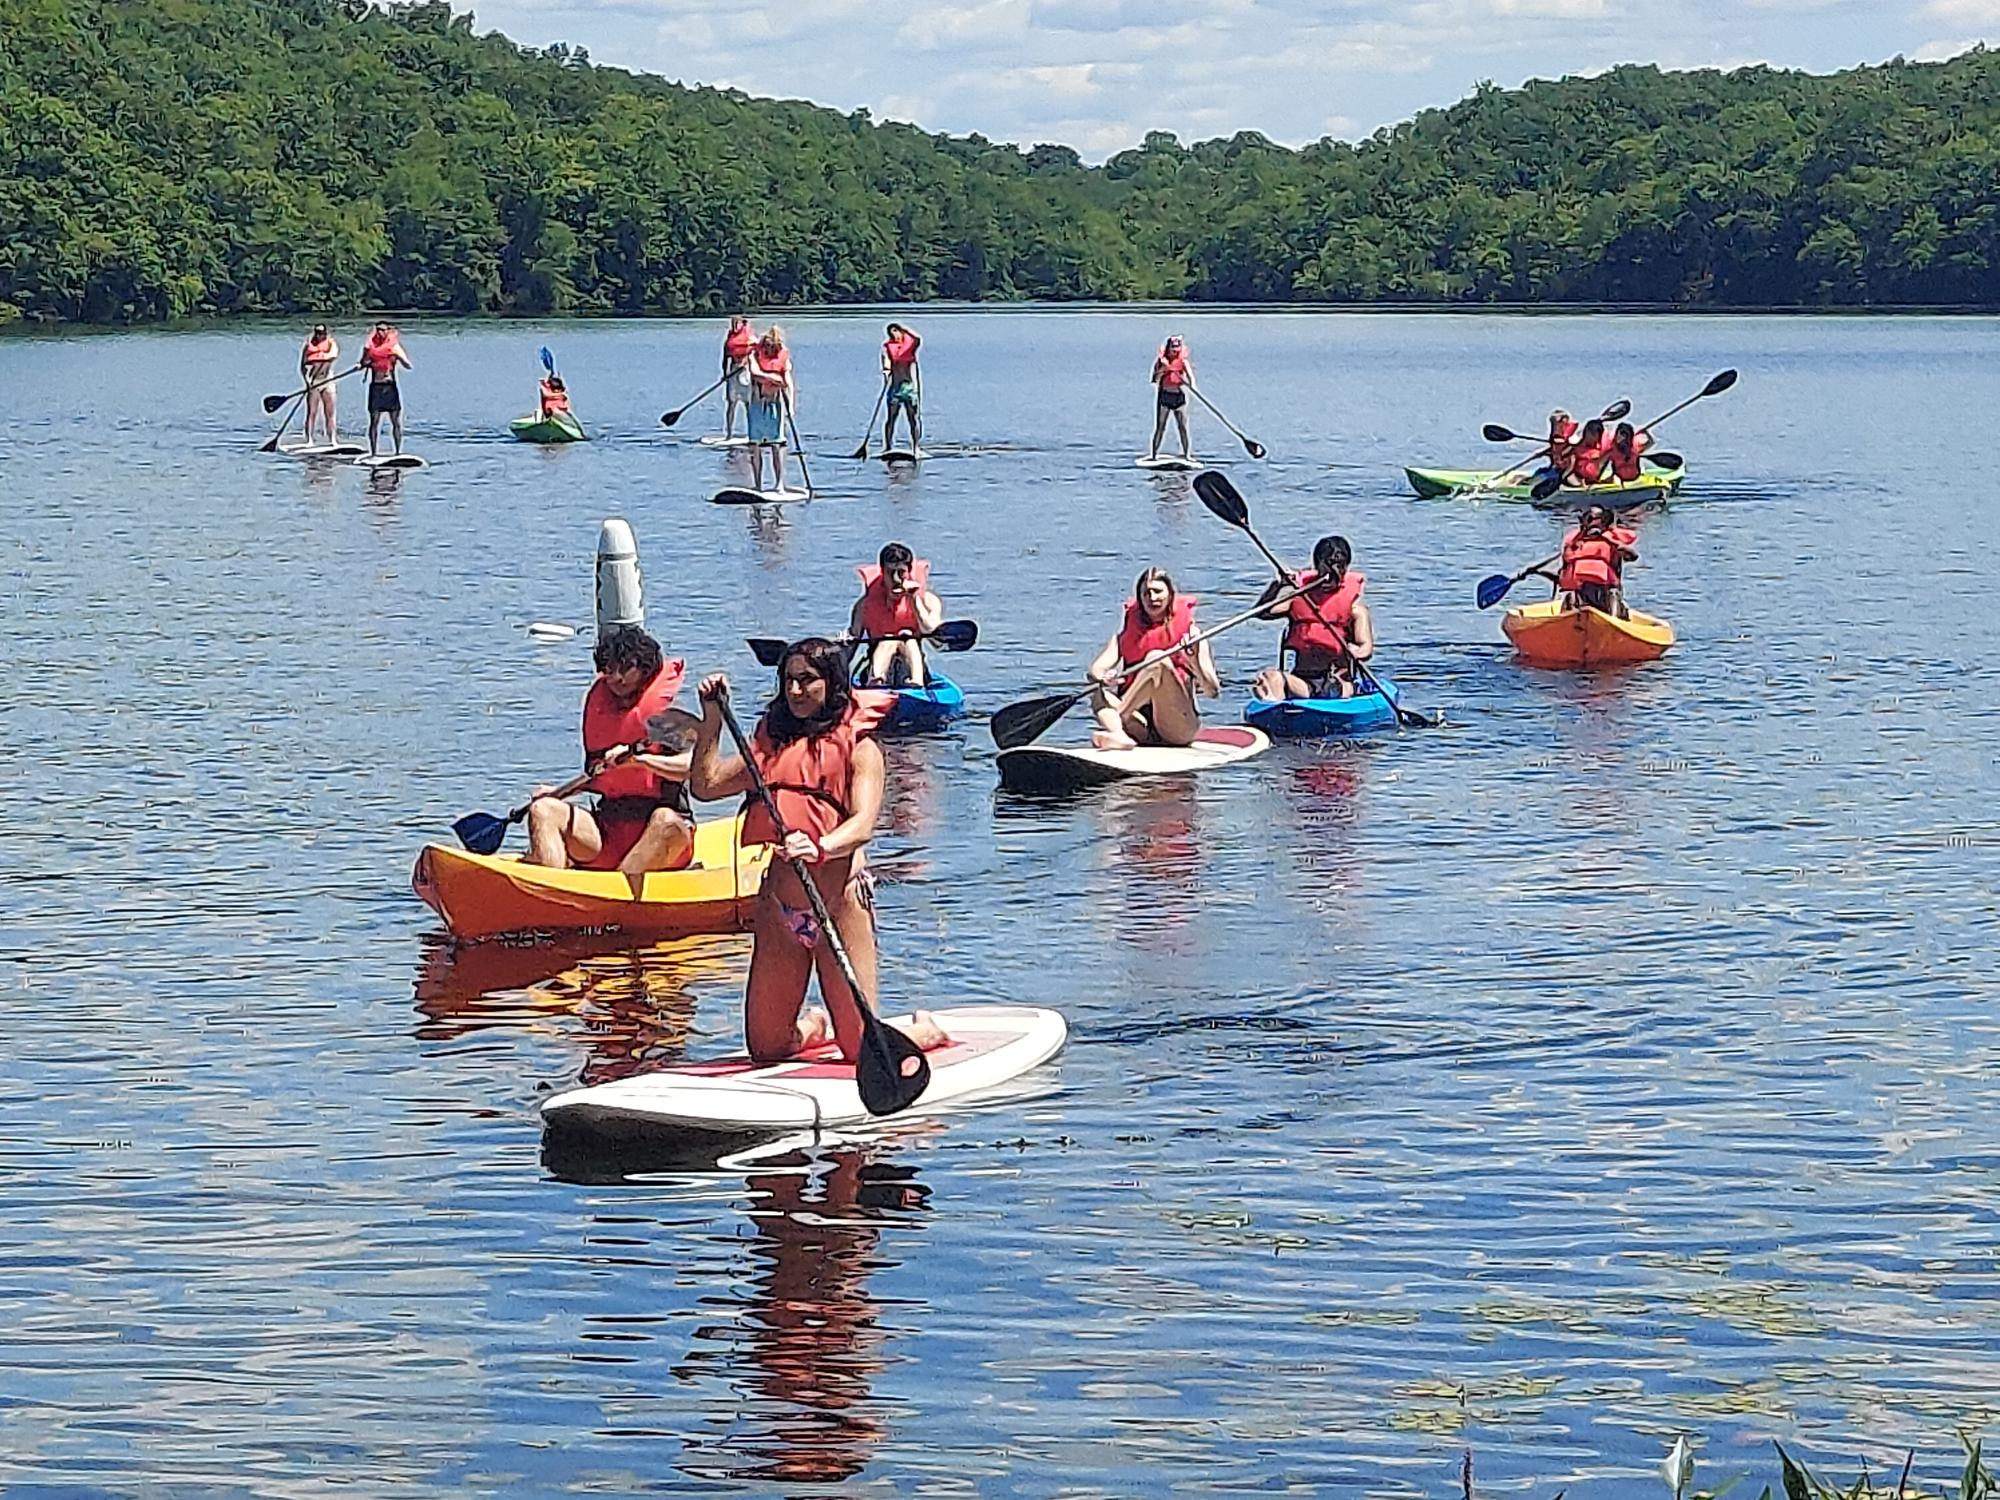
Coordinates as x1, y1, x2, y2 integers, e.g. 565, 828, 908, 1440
3, 309, 1997, 1497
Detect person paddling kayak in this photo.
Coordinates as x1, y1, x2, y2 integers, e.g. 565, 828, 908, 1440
722, 315, 756, 440
1604, 421, 1653, 482
1557, 504, 1639, 617
1087, 567, 1220, 750
747, 326, 795, 493
300, 324, 340, 446
1148, 335, 1194, 461
689, 643, 949, 1063
1250, 535, 1376, 702
1562, 417, 1610, 486
359, 322, 411, 457
539, 373, 572, 419
848, 542, 942, 687
524, 625, 695, 875
881, 323, 922, 451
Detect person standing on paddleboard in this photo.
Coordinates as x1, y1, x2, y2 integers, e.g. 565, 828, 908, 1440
1148, 335, 1194, 461
1251, 535, 1376, 702
747, 326, 795, 493
359, 322, 412, 457
722, 315, 756, 440
299, 324, 339, 447
689, 642, 948, 1063
881, 323, 922, 452
1087, 567, 1220, 750
848, 542, 942, 687
523, 625, 696, 876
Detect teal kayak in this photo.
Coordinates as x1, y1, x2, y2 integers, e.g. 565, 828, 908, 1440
511, 411, 588, 444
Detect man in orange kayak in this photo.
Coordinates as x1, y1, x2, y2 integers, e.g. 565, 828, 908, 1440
524, 625, 695, 876
722, 315, 756, 440
847, 542, 943, 687
359, 322, 412, 457
1250, 535, 1377, 702
1557, 504, 1639, 618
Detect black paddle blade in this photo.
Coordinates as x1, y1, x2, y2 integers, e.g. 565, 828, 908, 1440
746, 637, 787, 667
642, 706, 701, 753
262, 393, 290, 413
1482, 423, 1522, 442
855, 1012, 931, 1115
1475, 573, 1514, 610
1704, 369, 1739, 397
990, 691, 1083, 750
931, 620, 979, 652
257, 431, 283, 454
1192, 469, 1250, 528
1601, 399, 1632, 422
1530, 471, 1565, 502
659, 409, 683, 427
452, 810, 511, 855
1243, 437, 1267, 459
1645, 450, 1684, 469
849, 442, 869, 460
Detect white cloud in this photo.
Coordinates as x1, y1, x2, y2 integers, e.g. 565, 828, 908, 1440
1913, 34, 1986, 57
1925, 0, 2000, 21
1488, 0, 1606, 15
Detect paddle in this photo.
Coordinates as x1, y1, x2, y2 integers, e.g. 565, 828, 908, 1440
1482, 399, 1630, 444
449, 708, 701, 855
258, 394, 305, 453
785, 398, 814, 497
261, 365, 363, 414
1192, 471, 1433, 729
1475, 555, 1560, 610
1636, 369, 1737, 434
660, 374, 726, 427
540, 345, 557, 377
990, 574, 1328, 751
712, 687, 929, 1116
851, 380, 888, 460
1189, 384, 1266, 459
1644, 450, 1684, 470
747, 620, 979, 668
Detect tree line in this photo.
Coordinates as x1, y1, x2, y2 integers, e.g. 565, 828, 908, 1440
5, 0, 1999, 324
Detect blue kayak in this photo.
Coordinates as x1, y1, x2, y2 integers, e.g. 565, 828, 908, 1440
879, 673, 965, 733
1242, 680, 1399, 737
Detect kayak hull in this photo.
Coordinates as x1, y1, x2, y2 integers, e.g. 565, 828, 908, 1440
997, 725, 1270, 795
1501, 599, 1675, 667
881, 673, 965, 733
411, 813, 770, 941
511, 413, 588, 443
1243, 680, 1399, 737
1404, 464, 1683, 504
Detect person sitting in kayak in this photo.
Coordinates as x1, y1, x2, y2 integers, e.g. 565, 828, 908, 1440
1537, 408, 1578, 486
1557, 504, 1638, 618
538, 374, 571, 419
359, 322, 412, 457
1087, 567, 1220, 751
523, 625, 695, 876
1604, 421, 1653, 482
881, 323, 922, 452
722, 315, 756, 440
1250, 535, 1376, 703
1148, 336, 1193, 461
689, 642, 948, 1064
848, 542, 942, 688
747, 326, 795, 493
300, 324, 340, 446
1562, 418, 1610, 486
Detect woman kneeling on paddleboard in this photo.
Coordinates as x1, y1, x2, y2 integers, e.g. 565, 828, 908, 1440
690, 640, 946, 1063
1251, 535, 1376, 702
1088, 567, 1221, 751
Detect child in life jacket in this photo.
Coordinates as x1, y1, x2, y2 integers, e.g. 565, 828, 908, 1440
1557, 504, 1639, 618
847, 542, 943, 687
1251, 535, 1375, 702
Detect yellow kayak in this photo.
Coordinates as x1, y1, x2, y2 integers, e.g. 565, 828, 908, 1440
1501, 599, 1675, 667
412, 813, 770, 941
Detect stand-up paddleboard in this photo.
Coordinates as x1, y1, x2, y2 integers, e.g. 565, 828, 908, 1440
540, 1005, 1067, 1146
1136, 454, 1200, 473
280, 441, 368, 458
698, 434, 753, 448
711, 486, 809, 506
355, 453, 426, 470
997, 725, 1270, 795
880, 447, 923, 464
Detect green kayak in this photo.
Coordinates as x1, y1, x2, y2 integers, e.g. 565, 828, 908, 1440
1404, 462, 1683, 504
510, 411, 588, 444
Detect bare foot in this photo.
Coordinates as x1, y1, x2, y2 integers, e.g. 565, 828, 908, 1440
1092, 729, 1138, 752
793, 1007, 834, 1052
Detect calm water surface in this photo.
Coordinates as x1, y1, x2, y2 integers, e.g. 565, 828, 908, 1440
3, 310, 1997, 1497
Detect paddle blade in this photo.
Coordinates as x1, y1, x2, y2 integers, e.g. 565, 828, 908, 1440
930, 619, 979, 652
642, 706, 701, 753
1644, 450, 1684, 469
262, 393, 290, 413
855, 1012, 931, 1116
1601, 399, 1632, 422
452, 810, 511, 855
1530, 471, 1564, 502
990, 691, 1081, 750
1703, 369, 1738, 397
1192, 470, 1249, 528
850, 441, 870, 460
746, 637, 787, 667
539, 345, 555, 373
1482, 423, 1521, 443
660, 409, 683, 427
1243, 437, 1267, 459
1475, 573, 1514, 610
257, 431, 283, 453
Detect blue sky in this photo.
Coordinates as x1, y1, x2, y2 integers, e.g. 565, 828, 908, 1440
472, 0, 1996, 157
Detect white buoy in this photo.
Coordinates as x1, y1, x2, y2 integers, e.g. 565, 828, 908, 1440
595, 517, 643, 633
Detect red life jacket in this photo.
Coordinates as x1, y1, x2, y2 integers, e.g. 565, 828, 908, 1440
302, 335, 336, 368
1155, 349, 1188, 390
750, 344, 791, 396
1571, 439, 1610, 485
741, 695, 892, 847
855, 558, 931, 638
582, 660, 687, 805
1549, 419, 1578, 468
539, 379, 570, 416
1607, 434, 1646, 481
884, 333, 920, 376
1558, 526, 1635, 592
359, 333, 402, 375
723, 325, 755, 362
1283, 569, 1365, 660
1117, 594, 1198, 687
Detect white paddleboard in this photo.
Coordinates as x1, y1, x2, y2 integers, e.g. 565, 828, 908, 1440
698, 434, 753, 448
997, 725, 1270, 794
541, 1005, 1066, 1140
711, 486, 809, 505
281, 441, 368, 458
1135, 454, 1200, 472
880, 448, 924, 464
355, 453, 426, 469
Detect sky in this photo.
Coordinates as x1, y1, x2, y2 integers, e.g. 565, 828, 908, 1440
470, 0, 1997, 158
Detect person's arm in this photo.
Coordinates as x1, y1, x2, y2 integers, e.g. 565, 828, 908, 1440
912, 588, 944, 635
1087, 634, 1122, 686
1347, 602, 1376, 664
1151, 358, 1166, 386
846, 595, 869, 643
1254, 576, 1291, 620
1188, 637, 1222, 698
688, 675, 752, 800
396, 348, 412, 371
813, 737, 883, 861
623, 748, 692, 781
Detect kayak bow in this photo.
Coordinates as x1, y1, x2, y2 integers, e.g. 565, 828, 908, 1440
1501, 598, 1675, 668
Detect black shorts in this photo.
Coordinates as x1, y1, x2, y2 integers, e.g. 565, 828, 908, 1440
367, 380, 401, 415
1157, 388, 1186, 411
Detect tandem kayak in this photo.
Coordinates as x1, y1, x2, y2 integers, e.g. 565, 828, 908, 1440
1501, 599, 1675, 667
1404, 463, 1683, 504
510, 411, 588, 444
1243, 677, 1399, 737
997, 725, 1270, 795
880, 673, 965, 733
411, 813, 770, 941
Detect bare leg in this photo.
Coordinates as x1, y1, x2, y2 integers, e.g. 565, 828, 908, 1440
750, 445, 766, 492
614, 808, 693, 877
525, 798, 605, 869
864, 638, 897, 684
389, 409, 404, 454
1114, 662, 1201, 746
368, 409, 382, 457
771, 441, 787, 492
1149, 405, 1169, 459
1090, 683, 1138, 750
896, 640, 926, 687
1174, 406, 1191, 457
808, 864, 879, 1063
745, 886, 819, 1063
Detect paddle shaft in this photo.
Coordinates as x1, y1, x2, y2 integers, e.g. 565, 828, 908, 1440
852, 380, 888, 458
1189, 384, 1262, 453
662, 373, 727, 425
785, 398, 814, 495
264, 364, 364, 411
507, 766, 596, 822
1099, 573, 1331, 692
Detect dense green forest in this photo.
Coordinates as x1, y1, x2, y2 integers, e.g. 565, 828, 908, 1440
5, 0, 2000, 322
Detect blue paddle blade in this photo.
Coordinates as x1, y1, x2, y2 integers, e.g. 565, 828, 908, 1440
452, 810, 511, 855
1475, 573, 1512, 610
539, 346, 555, 372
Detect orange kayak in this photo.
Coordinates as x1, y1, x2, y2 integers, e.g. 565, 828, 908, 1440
412, 813, 770, 941
1501, 599, 1674, 667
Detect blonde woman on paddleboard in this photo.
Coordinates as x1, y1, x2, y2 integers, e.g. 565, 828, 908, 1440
1149, 335, 1193, 460
1087, 567, 1220, 750
747, 326, 795, 493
